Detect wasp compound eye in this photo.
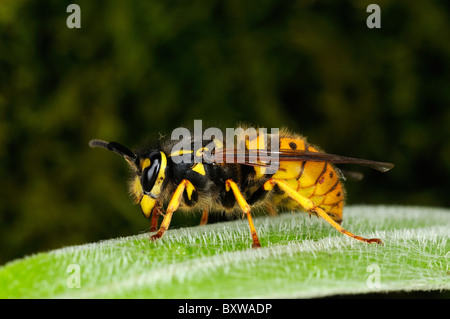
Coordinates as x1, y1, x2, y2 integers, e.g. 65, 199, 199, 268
141, 152, 162, 194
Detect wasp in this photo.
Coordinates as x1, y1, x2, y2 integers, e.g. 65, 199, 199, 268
89, 127, 394, 248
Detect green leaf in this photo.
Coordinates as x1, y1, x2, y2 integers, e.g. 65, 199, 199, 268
0, 206, 449, 298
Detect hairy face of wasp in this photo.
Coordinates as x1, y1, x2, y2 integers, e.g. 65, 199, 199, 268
88, 139, 167, 217
129, 151, 168, 218
131, 150, 168, 218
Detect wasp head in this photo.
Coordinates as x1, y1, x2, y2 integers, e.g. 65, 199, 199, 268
89, 139, 167, 218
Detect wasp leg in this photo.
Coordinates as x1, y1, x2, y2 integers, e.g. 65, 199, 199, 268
263, 178, 383, 245
150, 202, 164, 232
199, 209, 209, 225
150, 179, 192, 241
225, 179, 261, 249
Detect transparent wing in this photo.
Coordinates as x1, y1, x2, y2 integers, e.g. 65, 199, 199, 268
208, 148, 394, 173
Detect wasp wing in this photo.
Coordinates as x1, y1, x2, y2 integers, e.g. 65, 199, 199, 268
209, 149, 394, 173
336, 169, 364, 181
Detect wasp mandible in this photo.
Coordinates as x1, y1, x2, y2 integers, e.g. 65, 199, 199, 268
89, 127, 394, 248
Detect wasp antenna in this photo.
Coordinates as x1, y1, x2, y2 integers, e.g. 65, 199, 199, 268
89, 139, 109, 149
89, 139, 138, 163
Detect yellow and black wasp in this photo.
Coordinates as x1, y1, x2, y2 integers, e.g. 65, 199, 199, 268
89, 127, 393, 248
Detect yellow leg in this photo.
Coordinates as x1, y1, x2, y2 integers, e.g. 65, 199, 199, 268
199, 209, 209, 225
264, 179, 383, 245
150, 179, 191, 241
225, 179, 261, 248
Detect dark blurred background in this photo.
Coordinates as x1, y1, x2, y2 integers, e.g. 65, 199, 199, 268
1, 0, 449, 265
